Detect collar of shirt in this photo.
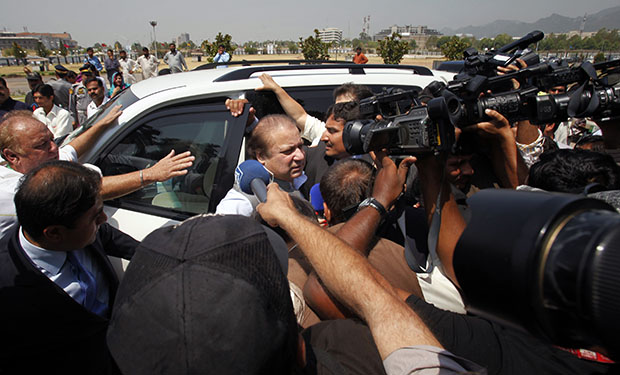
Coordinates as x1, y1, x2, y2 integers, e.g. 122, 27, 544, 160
39, 104, 61, 120
19, 227, 67, 276
293, 173, 308, 190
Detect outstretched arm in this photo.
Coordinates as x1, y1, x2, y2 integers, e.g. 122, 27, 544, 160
256, 74, 309, 131
257, 185, 442, 360
69, 105, 122, 157
101, 150, 195, 200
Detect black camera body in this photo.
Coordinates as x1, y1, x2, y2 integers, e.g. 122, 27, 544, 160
342, 30, 620, 157
343, 93, 455, 156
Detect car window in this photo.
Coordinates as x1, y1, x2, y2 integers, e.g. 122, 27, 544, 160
62, 88, 140, 147
98, 104, 246, 217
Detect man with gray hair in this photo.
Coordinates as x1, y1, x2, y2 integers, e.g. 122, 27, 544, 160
216, 114, 306, 216
0, 109, 194, 244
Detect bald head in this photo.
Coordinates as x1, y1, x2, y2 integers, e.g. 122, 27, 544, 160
0, 112, 58, 173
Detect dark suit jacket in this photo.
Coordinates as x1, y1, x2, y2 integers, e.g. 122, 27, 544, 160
0, 223, 137, 374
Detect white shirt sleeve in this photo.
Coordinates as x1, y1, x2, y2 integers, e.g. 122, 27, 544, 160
51, 109, 74, 138
59, 145, 78, 162
215, 188, 255, 217
301, 115, 326, 145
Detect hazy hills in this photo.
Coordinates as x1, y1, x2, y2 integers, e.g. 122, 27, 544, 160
440, 6, 620, 38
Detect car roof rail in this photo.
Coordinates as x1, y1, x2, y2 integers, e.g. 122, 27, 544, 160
192, 60, 433, 81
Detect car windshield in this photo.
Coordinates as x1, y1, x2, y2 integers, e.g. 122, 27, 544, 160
62, 87, 140, 146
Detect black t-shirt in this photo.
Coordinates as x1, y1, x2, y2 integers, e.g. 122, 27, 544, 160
406, 295, 614, 375
303, 319, 386, 375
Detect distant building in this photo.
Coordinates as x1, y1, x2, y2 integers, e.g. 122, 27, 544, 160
176, 33, 190, 46
318, 28, 343, 44
0, 32, 39, 51
17, 32, 77, 49
373, 25, 442, 50
0, 31, 77, 51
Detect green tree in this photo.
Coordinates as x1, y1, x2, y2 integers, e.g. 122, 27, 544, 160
11, 42, 27, 62
377, 33, 409, 64
114, 41, 122, 51
287, 41, 299, 54
409, 39, 418, 51
245, 47, 258, 54
493, 34, 513, 49
359, 32, 371, 41
131, 42, 142, 52
35, 41, 50, 58
436, 36, 452, 50
593, 52, 606, 63
440, 36, 471, 60
425, 35, 439, 50
299, 29, 330, 60
202, 32, 236, 63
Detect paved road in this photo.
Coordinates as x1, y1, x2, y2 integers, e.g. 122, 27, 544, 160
4, 76, 57, 97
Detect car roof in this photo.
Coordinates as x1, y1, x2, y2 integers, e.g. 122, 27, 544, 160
129, 64, 447, 102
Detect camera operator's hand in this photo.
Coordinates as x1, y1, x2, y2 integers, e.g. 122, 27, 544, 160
497, 58, 527, 90
465, 109, 523, 189
371, 150, 416, 210
465, 109, 512, 139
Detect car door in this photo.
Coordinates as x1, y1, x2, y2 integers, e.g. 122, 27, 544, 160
95, 102, 248, 241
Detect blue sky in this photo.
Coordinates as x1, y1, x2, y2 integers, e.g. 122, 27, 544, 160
1, 0, 618, 47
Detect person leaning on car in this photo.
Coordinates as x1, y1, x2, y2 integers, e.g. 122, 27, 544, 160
0, 109, 195, 245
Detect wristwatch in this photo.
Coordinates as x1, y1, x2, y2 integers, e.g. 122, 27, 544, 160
358, 197, 387, 217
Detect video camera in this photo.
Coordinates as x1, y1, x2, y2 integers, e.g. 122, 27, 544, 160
343, 30, 620, 156
455, 189, 620, 357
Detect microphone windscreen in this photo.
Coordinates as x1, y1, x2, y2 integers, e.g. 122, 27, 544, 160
309, 183, 324, 211
235, 160, 272, 195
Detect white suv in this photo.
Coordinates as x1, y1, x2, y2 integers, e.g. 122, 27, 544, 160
66, 63, 449, 241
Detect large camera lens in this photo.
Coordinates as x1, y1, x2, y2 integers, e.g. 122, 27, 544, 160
454, 189, 620, 356
342, 119, 375, 155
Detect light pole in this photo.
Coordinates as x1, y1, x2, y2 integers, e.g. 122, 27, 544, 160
149, 21, 158, 59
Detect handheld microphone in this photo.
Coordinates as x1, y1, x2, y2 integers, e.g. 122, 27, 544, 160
235, 160, 272, 202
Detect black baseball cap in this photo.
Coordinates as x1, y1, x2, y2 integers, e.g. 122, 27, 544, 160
107, 214, 297, 374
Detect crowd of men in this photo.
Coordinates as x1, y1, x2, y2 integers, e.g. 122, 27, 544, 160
0, 50, 619, 375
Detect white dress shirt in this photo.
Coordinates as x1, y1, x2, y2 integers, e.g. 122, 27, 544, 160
33, 105, 73, 138
86, 96, 110, 119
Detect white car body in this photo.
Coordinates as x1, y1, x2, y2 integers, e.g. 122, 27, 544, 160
68, 64, 446, 244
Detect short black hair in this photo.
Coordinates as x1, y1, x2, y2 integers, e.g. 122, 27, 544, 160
218, 44, 225, 49
107, 49, 113, 53
84, 76, 103, 88
333, 83, 373, 102
87, 47, 94, 52
33, 83, 54, 98
320, 159, 375, 224
15, 160, 102, 240
142, 47, 149, 52
528, 149, 620, 193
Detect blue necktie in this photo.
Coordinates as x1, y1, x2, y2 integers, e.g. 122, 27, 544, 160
66, 251, 108, 317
